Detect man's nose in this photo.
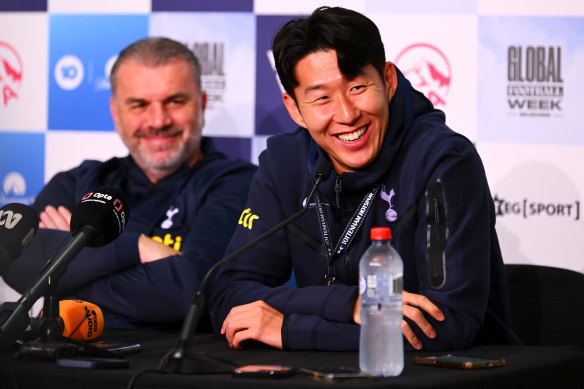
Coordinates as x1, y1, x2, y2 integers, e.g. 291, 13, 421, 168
334, 94, 360, 125
147, 104, 172, 129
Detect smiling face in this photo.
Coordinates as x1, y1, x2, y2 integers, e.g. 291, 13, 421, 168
110, 58, 207, 183
283, 50, 397, 174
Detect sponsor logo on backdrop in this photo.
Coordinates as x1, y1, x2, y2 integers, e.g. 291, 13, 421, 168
54, 54, 115, 92
507, 46, 563, 117
0, 41, 23, 107
1, 171, 34, 205
55, 55, 84, 91
494, 194, 579, 221
185, 42, 226, 108
394, 43, 451, 108
97, 55, 117, 91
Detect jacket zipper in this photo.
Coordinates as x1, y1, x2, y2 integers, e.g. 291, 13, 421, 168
334, 174, 342, 216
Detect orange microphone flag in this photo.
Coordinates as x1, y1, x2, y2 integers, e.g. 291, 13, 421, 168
59, 299, 104, 341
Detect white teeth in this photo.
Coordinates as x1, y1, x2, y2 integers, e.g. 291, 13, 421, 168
337, 127, 367, 142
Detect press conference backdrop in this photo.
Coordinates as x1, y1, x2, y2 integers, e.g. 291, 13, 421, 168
1, 0, 583, 300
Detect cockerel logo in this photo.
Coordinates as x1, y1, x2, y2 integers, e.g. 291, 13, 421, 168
380, 185, 398, 222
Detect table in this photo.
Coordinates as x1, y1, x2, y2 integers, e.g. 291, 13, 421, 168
1, 328, 583, 388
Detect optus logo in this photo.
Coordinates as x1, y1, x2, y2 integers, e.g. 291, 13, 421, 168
0, 41, 23, 107
394, 43, 452, 108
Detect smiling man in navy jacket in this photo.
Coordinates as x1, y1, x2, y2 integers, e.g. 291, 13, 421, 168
210, 7, 520, 351
3, 37, 256, 330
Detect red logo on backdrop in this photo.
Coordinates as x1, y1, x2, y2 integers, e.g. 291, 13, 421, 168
0, 42, 23, 107
394, 43, 451, 107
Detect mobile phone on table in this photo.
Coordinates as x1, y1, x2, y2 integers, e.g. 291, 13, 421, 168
414, 354, 505, 369
56, 357, 130, 369
232, 365, 296, 378
90, 341, 142, 355
300, 367, 373, 383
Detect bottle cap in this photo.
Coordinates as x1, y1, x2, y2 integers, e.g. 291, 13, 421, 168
370, 227, 391, 240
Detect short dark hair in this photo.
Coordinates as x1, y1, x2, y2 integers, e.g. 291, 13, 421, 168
271, 6, 386, 102
110, 37, 202, 95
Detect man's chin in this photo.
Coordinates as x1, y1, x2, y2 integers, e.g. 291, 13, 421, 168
140, 154, 185, 172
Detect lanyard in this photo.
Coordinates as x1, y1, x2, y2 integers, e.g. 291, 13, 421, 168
315, 184, 379, 284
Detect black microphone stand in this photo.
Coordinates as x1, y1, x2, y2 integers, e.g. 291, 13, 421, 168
159, 166, 332, 374
15, 294, 123, 361
1, 225, 123, 360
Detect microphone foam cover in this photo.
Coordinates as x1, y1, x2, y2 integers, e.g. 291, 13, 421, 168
70, 186, 130, 247
0, 203, 39, 273
59, 299, 104, 341
314, 160, 333, 181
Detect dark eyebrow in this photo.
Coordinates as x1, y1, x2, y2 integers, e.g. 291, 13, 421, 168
304, 83, 326, 95
164, 92, 190, 103
124, 92, 191, 106
124, 97, 147, 106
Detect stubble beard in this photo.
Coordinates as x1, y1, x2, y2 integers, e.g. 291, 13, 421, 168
132, 128, 201, 178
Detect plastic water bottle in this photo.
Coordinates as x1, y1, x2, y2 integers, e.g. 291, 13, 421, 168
359, 227, 404, 376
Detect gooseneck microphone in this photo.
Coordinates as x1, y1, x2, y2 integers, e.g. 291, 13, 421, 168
0, 203, 39, 276
0, 187, 129, 353
159, 161, 333, 374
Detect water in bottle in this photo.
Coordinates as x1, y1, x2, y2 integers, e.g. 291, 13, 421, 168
359, 227, 404, 376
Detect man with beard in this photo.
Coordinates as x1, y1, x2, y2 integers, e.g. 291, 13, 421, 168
3, 37, 257, 330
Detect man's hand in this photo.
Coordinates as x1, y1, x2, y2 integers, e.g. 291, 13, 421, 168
221, 300, 284, 350
353, 291, 445, 350
401, 291, 444, 349
39, 205, 72, 231
138, 234, 180, 263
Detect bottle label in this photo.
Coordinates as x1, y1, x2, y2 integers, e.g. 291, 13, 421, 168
359, 274, 403, 307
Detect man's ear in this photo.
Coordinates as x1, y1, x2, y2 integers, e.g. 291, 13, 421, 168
282, 93, 307, 128
384, 62, 398, 102
109, 97, 120, 135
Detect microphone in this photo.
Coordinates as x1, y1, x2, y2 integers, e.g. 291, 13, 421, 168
159, 161, 333, 374
0, 203, 39, 276
0, 187, 128, 348
39, 300, 104, 342
70, 186, 129, 247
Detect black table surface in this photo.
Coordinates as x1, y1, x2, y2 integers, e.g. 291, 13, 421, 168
1, 328, 583, 389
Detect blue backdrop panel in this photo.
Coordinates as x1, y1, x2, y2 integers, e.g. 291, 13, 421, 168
48, 14, 148, 131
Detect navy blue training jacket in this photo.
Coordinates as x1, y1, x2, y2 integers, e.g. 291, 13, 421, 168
4, 138, 257, 330
210, 70, 520, 351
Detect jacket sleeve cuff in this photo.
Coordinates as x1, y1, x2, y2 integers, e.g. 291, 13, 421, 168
347, 288, 359, 323
281, 313, 290, 350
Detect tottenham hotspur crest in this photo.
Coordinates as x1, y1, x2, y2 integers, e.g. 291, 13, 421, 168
380, 185, 398, 222
161, 206, 179, 229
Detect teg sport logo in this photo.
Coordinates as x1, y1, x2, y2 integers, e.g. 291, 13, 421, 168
494, 195, 580, 221
394, 43, 452, 108
0, 41, 23, 107
507, 46, 563, 117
